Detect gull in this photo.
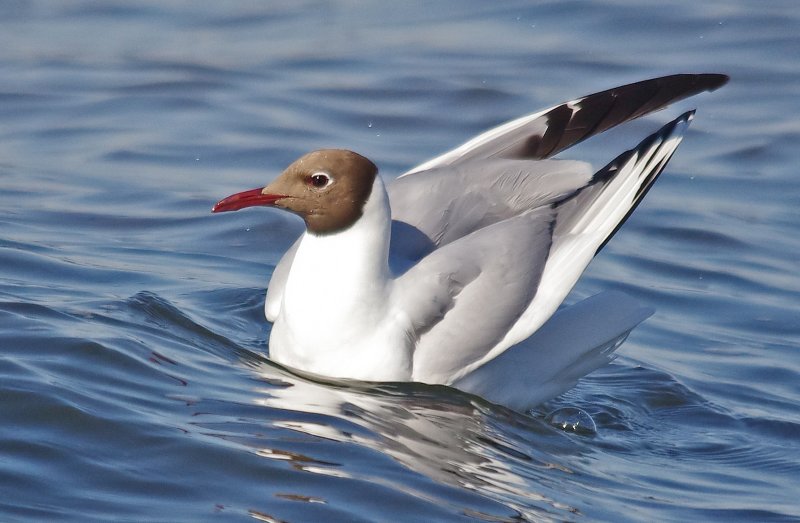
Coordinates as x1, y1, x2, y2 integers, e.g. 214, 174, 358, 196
213, 73, 728, 410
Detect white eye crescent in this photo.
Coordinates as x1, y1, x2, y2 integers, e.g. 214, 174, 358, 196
309, 172, 332, 189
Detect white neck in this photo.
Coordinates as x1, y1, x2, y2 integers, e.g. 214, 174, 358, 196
282, 175, 392, 324
269, 175, 415, 380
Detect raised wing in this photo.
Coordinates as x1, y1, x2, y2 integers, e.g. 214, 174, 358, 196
472, 111, 694, 375
401, 73, 727, 176
403, 111, 694, 384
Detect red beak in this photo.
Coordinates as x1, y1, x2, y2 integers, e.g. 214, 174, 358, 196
212, 188, 286, 213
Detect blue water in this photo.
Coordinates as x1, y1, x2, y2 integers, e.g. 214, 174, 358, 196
1, 1, 798, 521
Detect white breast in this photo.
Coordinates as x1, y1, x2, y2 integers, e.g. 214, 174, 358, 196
267, 176, 413, 380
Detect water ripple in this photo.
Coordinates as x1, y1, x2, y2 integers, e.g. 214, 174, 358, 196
1, 1, 799, 521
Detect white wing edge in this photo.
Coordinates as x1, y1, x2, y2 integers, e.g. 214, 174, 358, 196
399, 105, 553, 177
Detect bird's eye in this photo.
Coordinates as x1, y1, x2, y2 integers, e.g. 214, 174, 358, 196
309, 172, 331, 188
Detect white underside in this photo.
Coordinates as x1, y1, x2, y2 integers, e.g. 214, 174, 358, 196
268, 176, 415, 381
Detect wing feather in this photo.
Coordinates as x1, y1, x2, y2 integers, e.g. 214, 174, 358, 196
484, 111, 694, 366
403, 111, 693, 383
397, 206, 556, 383
401, 73, 727, 175
387, 159, 592, 260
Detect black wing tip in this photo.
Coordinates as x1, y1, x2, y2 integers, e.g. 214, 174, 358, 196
676, 108, 696, 125
591, 110, 696, 253
699, 73, 730, 90
590, 73, 729, 102
674, 72, 730, 93
635, 72, 729, 90
534, 73, 727, 160
591, 109, 695, 186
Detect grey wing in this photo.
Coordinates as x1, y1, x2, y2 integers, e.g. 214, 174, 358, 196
396, 206, 557, 384
387, 158, 593, 270
401, 73, 727, 175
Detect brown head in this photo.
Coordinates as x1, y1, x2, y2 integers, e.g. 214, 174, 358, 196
212, 149, 378, 235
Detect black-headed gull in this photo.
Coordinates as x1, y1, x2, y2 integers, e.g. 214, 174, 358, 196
214, 74, 728, 410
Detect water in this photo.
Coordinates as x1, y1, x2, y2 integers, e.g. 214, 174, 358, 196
1, 1, 798, 521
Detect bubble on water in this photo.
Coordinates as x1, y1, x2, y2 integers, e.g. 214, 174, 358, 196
545, 407, 597, 436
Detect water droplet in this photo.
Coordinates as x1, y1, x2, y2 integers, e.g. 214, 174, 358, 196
545, 407, 597, 435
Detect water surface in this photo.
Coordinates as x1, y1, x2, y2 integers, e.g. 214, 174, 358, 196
1, 1, 799, 521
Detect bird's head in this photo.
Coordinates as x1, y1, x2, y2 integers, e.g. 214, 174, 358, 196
213, 149, 378, 235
